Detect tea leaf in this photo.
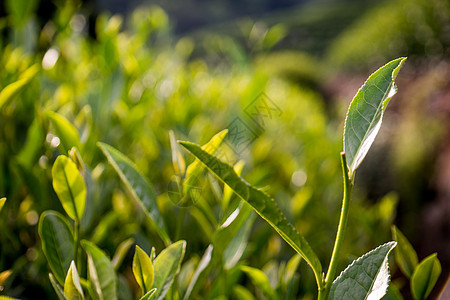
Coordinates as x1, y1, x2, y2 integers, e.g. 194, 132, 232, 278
178, 141, 322, 283
391, 225, 418, 278
169, 130, 186, 177
241, 266, 276, 300
39, 211, 75, 285
329, 241, 396, 300
52, 155, 86, 221
0, 198, 6, 212
152, 240, 186, 300
344, 57, 406, 178
81, 240, 117, 300
50, 273, 69, 300
0, 64, 39, 110
139, 288, 157, 300
98, 142, 170, 245
133, 246, 154, 294
411, 253, 441, 300
112, 238, 134, 270
47, 112, 82, 154
183, 244, 213, 300
64, 261, 84, 300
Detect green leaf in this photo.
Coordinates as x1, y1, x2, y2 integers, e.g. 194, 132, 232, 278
183, 129, 228, 195
52, 155, 86, 221
0, 198, 6, 213
382, 284, 404, 300
329, 241, 397, 300
0, 296, 21, 300
112, 238, 134, 270
391, 225, 418, 278
81, 240, 117, 300
133, 246, 154, 294
50, 273, 69, 300
343, 57, 406, 178
241, 266, 276, 300
411, 253, 441, 300
183, 245, 213, 300
169, 130, 186, 177
98, 142, 170, 245
0, 64, 39, 110
232, 285, 256, 300
178, 141, 322, 283
64, 261, 85, 300
47, 112, 82, 154
139, 288, 157, 300
39, 211, 75, 285
152, 240, 186, 300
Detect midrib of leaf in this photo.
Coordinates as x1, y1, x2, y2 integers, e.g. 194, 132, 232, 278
137, 256, 147, 294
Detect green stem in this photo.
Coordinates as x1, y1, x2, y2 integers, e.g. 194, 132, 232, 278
74, 219, 80, 268
319, 153, 353, 300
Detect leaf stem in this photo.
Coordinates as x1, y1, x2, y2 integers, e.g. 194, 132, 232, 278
74, 219, 80, 269
320, 152, 353, 299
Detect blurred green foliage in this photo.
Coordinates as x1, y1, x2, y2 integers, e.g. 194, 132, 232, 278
0, 0, 447, 299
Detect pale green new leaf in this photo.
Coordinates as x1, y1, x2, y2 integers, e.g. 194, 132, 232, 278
169, 130, 186, 177
98, 142, 170, 245
391, 225, 418, 278
241, 266, 276, 300
47, 112, 82, 153
139, 288, 157, 300
183, 129, 228, 195
52, 155, 86, 221
152, 240, 186, 300
411, 253, 441, 300
0, 64, 39, 110
64, 261, 85, 300
178, 141, 322, 283
344, 57, 406, 178
329, 241, 397, 300
39, 211, 75, 285
133, 246, 154, 294
112, 238, 134, 270
81, 240, 117, 300
50, 273, 69, 300
0, 198, 6, 212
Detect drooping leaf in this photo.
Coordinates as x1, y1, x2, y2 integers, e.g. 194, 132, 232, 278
178, 141, 322, 283
391, 225, 418, 278
0, 64, 39, 110
411, 253, 441, 300
64, 261, 85, 300
139, 288, 157, 300
0, 198, 6, 212
343, 57, 406, 178
39, 211, 75, 285
112, 238, 134, 270
241, 266, 276, 300
52, 155, 86, 221
133, 246, 154, 294
81, 240, 117, 300
183, 129, 228, 195
47, 112, 82, 154
49, 273, 69, 300
183, 244, 213, 300
329, 241, 397, 300
152, 240, 186, 300
98, 142, 170, 245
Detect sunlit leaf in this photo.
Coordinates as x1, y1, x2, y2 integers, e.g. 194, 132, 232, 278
64, 261, 84, 300
47, 112, 82, 154
411, 253, 441, 300
0, 64, 39, 109
39, 211, 75, 285
133, 246, 154, 294
81, 240, 117, 300
52, 155, 86, 221
139, 288, 157, 300
391, 225, 418, 278
49, 273, 69, 300
98, 142, 170, 245
169, 130, 186, 177
329, 241, 397, 300
152, 240, 186, 300
241, 266, 276, 300
0, 198, 6, 212
344, 57, 406, 178
178, 141, 322, 283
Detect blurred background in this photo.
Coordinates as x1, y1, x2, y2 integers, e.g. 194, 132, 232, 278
0, 0, 449, 298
